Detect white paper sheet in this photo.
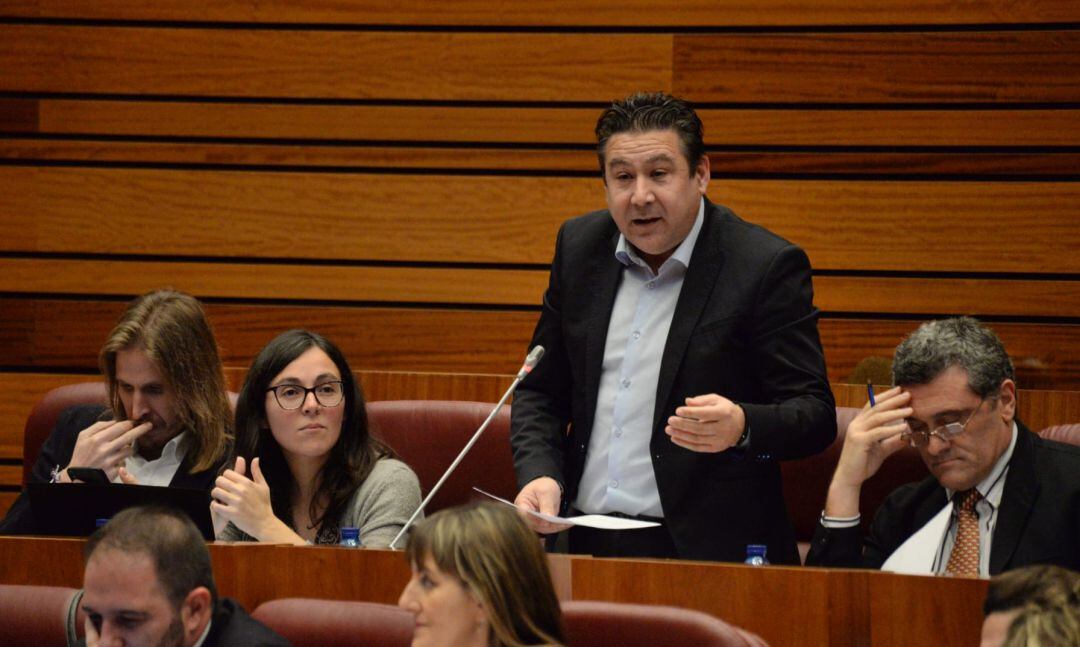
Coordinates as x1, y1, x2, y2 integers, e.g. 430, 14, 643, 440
880, 499, 953, 575
472, 487, 661, 530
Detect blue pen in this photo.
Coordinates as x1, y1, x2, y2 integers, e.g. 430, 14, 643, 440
866, 381, 876, 407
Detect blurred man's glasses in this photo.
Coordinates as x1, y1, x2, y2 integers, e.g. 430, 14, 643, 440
266, 381, 344, 410
901, 397, 989, 448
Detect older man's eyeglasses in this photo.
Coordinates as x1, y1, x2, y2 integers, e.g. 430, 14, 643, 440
901, 398, 989, 448
266, 381, 344, 410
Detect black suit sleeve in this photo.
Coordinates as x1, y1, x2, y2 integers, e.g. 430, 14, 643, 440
737, 243, 836, 461
0, 405, 106, 535
510, 222, 573, 491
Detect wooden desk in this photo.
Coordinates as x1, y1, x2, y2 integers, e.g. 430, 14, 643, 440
0, 537, 986, 646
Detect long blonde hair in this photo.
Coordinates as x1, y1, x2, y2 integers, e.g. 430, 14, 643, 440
99, 289, 232, 473
406, 502, 564, 647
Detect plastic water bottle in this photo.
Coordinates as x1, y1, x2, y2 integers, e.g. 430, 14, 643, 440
339, 527, 360, 547
744, 544, 769, 566
95, 518, 110, 529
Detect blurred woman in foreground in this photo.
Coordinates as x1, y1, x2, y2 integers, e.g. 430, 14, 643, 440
399, 502, 565, 647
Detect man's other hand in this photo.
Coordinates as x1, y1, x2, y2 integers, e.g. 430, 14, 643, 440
666, 393, 745, 452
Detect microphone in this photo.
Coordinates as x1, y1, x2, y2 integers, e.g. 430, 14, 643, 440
388, 346, 544, 550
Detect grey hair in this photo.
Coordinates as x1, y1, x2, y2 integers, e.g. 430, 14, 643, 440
892, 317, 1015, 397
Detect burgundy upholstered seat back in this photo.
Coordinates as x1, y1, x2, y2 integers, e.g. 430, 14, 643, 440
0, 584, 81, 646
562, 600, 768, 646
22, 382, 108, 483
252, 598, 412, 647
366, 400, 517, 514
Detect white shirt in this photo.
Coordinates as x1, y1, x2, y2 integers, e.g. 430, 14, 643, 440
117, 432, 189, 486
574, 199, 705, 518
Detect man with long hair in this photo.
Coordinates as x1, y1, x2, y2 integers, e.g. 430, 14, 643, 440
1, 289, 233, 534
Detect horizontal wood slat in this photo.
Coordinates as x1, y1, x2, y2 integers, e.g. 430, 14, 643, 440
12, 100, 1080, 146
0, 25, 673, 101
2, 1, 1078, 27
674, 31, 1080, 103
0, 465, 20, 487
2, 259, 1079, 318
2, 167, 1078, 272
2, 299, 1078, 388
0, 258, 551, 307
3, 139, 1079, 176
8, 99, 1079, 147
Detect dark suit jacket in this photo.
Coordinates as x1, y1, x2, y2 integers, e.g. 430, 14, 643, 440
805, 424, 1080, 574
511, 199, 836, 563
0, 404, 224, 535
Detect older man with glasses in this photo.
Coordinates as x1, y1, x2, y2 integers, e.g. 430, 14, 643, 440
806, 317, 1080, 576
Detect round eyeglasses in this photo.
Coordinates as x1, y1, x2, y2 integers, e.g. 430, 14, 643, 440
901, 397, 989, 448
266, 381, 344, 410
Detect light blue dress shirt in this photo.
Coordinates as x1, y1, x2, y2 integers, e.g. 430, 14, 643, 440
574, 199, 705, 518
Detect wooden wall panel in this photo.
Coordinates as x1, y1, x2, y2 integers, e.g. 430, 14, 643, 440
3, 260, 1079, 318
25, 100, 1080, 147
3, 139, 1078, 177
3, 167, 1078, 273
3, 0, 1078, 26
0, 25, 673, 101
821, 319, 1080, 390
2, 298, 1078, 389
675, 31, 1080, 103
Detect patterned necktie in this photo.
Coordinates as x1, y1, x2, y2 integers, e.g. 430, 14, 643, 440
945, 488, 982, 577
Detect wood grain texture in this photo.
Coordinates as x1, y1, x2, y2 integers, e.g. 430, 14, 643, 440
0, 25, 672, 101
5, 139, 1079, 176
0, 298, 541, 373
2, 0, 1078, 26
3, 167, 1078, 272
867, 570, 988, 646
675, 31, 1080, 103
570, 558, 834, 645
0, 98, 36, 132
821, 319, 1080, 390
3, 298, 1079, 387
2, 259, 1078, 317
31, 100, 1080, 146
0, 258, 550, 307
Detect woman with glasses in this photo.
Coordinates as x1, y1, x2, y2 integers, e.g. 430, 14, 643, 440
213, 329, 422, 546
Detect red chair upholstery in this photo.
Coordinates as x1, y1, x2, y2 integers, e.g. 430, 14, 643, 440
563, 600, 767, 646
781, 407, 928, 563
1039, 424, 1080, 447
23, 382, 108, 483
367, 400, 517, 514
0, 584, 82, 646
251, 599, 412, 647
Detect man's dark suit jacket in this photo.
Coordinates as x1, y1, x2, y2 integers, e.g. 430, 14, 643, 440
0, 404, 224, 535
511, 199, 836, 563
805, 424, 1080, 574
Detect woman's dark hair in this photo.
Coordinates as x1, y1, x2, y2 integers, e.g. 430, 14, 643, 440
233, 329, 394, 533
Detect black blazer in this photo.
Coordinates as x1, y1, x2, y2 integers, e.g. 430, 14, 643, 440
511, 199, 836, 563
0, 404, 225, 535
806, 424, 1080, 574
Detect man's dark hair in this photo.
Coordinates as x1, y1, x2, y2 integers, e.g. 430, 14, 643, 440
983, 564, 1080, 616
892, 316, 1016, 398
594, 92, 706, 175
85, 506, 218, 608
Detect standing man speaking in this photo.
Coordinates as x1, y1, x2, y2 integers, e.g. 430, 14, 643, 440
511, 92, 836, 563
